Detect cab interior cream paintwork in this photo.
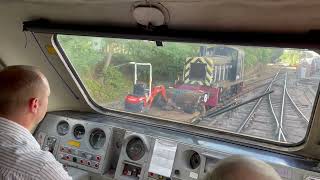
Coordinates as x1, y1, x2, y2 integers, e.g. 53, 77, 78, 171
1, 0, 320, 178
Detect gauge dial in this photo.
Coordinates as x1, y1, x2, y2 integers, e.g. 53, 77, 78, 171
126, 137, 145, 161
57, 121, 69, 136
190, 151, 201, 169
73, 125, 85, 139
89, 129, 106, 149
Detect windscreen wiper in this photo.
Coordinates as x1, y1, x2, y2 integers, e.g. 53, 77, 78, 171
192, 90, 274, 125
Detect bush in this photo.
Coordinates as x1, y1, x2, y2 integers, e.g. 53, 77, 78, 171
84, 67, 133, 104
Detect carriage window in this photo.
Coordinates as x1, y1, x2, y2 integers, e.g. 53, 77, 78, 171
56, 35, 320, 144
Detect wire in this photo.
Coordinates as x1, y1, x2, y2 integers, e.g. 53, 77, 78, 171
24, 31, 28, 48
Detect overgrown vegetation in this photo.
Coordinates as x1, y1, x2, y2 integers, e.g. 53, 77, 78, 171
58, 36, 132, 103
243, 47, 283, 68
279, 50, 301, 66
58, 35, 285, 104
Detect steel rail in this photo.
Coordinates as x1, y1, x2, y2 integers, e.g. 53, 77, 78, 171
278, 72, 287, 142
286, 88, 309, 123
203, 90, 274, 126
267, 78, 286, 142
237, 70, 280, 133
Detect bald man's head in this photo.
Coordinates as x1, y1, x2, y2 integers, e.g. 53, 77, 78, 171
0, 65, 50, 130
205, 156, 282, 180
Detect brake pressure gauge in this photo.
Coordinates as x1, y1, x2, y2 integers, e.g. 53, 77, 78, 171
73, 124, 85, 139
57, 121, 69, 136
89, 129, 106, 150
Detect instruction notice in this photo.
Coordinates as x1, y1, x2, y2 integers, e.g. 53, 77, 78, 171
148, 139, 178, 177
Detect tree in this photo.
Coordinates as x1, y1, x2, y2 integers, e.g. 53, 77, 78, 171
243, 47, 283, 68
57, 35, 199, 103
280, 50, 301, 66
58, 34, 286, 104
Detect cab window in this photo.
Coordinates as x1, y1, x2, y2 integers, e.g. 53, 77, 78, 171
56, 35, 319, 144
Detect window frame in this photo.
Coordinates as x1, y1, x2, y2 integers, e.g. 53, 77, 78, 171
52, 34, 320, 150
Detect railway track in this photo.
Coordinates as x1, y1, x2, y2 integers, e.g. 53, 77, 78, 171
237, 71, 281, 141
201, 69, 311, 143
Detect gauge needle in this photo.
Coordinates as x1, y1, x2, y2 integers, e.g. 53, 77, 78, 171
97, 134, 101, 144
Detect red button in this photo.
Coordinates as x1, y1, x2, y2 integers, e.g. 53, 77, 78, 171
94, 163, 99, 168
66, 155, 70, 160
80, 159, 84, 164
96, 156, 101, 161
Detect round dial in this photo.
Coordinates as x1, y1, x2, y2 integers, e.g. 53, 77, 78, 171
190, 151, 201, 169
57, 121, 69, 136
73, 125, 85, 139
126, 137, 145, 161
89, 129, 106, 149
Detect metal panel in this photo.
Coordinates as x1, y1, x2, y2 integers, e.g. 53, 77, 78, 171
34, 111, 320, 180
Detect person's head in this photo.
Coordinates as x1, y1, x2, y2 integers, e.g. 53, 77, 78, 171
205, 155, 282, 180
0, 65, 50, 131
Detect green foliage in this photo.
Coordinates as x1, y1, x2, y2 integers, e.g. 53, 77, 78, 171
280, 50, 301, 66
83, 67, 133, 103
243, 47, 282, 68
58, 35, 132, 103
57, 34, 286, 104
58, 35, 105, 78
113, 41, 199, 81
271, 49, 284, 62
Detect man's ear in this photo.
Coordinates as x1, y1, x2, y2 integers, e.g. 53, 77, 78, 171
29, 98, 39, 114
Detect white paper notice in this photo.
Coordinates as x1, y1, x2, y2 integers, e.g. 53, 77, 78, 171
148, 139, 178, 177
189, 172, 198, 179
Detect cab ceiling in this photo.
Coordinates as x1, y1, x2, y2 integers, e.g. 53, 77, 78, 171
4, 0, 320, 33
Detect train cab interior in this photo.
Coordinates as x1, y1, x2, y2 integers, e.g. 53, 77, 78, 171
2, 0, 320, 180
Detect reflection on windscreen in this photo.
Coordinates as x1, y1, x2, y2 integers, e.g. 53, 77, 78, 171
57, 35, 320, 144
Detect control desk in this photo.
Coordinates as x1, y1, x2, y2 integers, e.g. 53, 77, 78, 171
34, 111, 320, 180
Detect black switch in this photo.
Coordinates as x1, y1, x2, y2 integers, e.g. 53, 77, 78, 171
174, 169, 180, 175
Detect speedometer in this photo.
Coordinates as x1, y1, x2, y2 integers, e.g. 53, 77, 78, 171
57, 121, 69, 136
73, 124, 85, 139
89, 129, 106, 149
126, 137, 145, 161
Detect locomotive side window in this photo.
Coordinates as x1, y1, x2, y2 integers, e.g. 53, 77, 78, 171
56, 35, 320, 144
